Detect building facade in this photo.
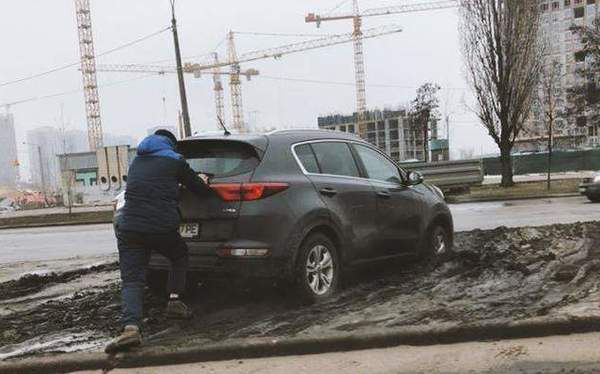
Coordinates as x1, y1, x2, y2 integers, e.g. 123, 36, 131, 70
0, 114, 18, 187
517, 0, 600, 152
318, 110, 449, 162
26, 126, 62, 191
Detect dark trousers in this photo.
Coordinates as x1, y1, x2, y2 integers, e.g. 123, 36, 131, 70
116, 229, 189, 328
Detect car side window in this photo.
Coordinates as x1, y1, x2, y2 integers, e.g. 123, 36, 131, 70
311, 142, 360, 177
294, 144, 320, 173
354, 144, 402, 184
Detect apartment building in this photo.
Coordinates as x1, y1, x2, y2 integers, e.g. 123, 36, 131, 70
317, 110, 431, 162
517, 0, 600, 152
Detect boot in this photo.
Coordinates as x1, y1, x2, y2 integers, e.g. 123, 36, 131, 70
105, 325, 142, 354
166, 299, 194, 320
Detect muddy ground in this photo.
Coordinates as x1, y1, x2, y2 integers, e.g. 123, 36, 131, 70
1, 221, 600, 360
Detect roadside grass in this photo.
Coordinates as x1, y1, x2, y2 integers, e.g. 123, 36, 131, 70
447, 178, 581, 203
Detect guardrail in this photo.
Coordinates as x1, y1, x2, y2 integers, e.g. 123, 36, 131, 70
400, 159, 484, 189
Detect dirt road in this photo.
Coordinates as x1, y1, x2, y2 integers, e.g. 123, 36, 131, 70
77, 331, 600, 374
2, 221, 600, 360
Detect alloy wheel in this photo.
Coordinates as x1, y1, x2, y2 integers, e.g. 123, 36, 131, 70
306, 244, 334, 295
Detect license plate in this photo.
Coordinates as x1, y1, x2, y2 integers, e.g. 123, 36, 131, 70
179, 223, 200, 238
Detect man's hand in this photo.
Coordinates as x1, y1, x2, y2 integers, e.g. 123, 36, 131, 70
198, 173, 210, 185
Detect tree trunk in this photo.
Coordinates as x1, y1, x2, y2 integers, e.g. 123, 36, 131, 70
499, 145, 514, 187
547, 118, 553, 191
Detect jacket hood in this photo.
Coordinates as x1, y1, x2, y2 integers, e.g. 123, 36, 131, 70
136, 135, 182, 160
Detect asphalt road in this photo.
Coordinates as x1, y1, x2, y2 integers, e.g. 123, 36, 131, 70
0, 196, 598, 264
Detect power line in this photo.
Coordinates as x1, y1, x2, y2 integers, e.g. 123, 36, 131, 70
0, 26, 171, 88
259, 75, 469, 90
0, 74, 157, 108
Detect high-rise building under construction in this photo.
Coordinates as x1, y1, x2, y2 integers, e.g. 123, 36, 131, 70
516, 0, 600, 152
0, 114, 18, 187
318, 110, 429, 162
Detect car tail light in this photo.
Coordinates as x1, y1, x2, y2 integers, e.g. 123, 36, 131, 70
210, 182, 289, 201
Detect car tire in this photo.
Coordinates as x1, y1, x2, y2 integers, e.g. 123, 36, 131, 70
422, 223, 452, 262
295, 233, 340, 303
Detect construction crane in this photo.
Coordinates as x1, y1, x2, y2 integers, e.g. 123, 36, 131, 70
227, 31, 245, 132
211, 52, 225, 124
305, 0, 458, 136
95, 62, 259, 130
184, 24, 404, 131
74, 0, 104, 151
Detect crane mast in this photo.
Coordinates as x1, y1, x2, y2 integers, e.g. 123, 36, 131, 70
74, 0, 104, 151
352, 0, 367, 123
228, 32, 245, 132
211, 52, 226, 125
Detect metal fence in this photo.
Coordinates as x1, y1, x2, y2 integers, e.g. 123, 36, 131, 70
483, 149, 600, 176
401, 159, 484, 188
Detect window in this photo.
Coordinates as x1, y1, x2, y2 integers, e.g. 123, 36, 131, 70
574, 7, 584, 17
339, 125, 346, 132
180, 140, 260, 177
294, 144, 320, 173
348, 125, 355, 133
311, 142, 360, 177
377, 121, 385, 130
575, 50, 586, 61
553, 1, 560, 9
587, 0, 594, 4
390, 130, 399, 140
565, 0, 571, 5
354, 144, 402, 184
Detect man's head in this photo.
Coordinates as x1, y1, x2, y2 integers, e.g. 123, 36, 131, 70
154, 129, 177, 146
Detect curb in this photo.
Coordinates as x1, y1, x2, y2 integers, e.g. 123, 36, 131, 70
447, 192, 581, 204
3, 315, 600, 373
0, 219, 112, 230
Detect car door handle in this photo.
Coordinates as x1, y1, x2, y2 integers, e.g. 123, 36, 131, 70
377, 191, 391, 199
319, 187, 338, 196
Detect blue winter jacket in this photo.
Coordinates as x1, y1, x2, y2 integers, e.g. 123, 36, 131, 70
117, 134, 208, 233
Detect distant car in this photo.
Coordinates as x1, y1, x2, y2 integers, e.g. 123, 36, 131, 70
114, 130, 454, 302
579, 173, 600, 203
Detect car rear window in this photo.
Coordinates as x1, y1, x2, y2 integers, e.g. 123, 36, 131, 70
178, 140, 260, 177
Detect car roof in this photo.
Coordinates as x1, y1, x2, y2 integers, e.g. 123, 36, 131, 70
181, 129, 365, 150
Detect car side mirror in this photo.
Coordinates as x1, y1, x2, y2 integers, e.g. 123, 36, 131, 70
406, 171, 424, 186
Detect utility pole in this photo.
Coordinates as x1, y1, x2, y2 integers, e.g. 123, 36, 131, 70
170, 0, 192, 138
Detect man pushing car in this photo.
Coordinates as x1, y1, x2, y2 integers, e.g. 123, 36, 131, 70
106, 129, 210, 353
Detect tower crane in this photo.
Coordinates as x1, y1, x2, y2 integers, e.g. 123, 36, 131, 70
305, 0, 458, 136
95, 62, 259, 130
96, 24, 402, 133
75, 0, 104, 151
184, 24, 404, 131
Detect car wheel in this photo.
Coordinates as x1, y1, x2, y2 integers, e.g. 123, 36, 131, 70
423, 224, 451, 261
295, 233, 340, 303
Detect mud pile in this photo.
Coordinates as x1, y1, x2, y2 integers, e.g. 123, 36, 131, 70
1, 222, 599, 359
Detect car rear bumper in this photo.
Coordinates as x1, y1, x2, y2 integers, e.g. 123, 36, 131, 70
147, 240, 291, 279
579, 183, 600, 196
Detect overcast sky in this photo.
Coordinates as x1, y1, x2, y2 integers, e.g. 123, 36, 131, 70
0, 0, 497, 172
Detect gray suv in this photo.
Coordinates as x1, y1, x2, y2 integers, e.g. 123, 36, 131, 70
128, 130, 453, 302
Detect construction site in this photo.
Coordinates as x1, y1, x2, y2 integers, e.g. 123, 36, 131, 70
3, 1, 600, 373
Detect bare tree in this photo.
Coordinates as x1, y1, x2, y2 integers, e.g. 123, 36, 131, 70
534, 60, 563, 191
460, 0, 544, 187
409, 83, 441, 163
